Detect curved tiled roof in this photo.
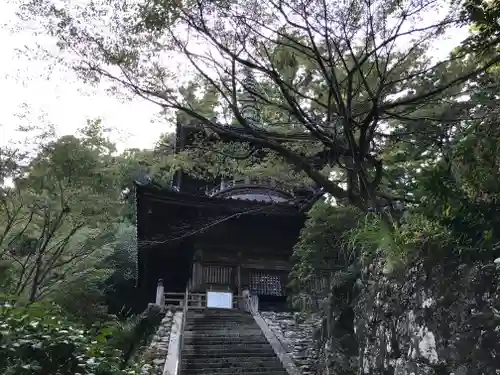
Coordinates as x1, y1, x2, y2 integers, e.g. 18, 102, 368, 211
207, 177, 297, 204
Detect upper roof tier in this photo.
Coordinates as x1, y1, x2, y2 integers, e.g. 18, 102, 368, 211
207, 177, 296, 204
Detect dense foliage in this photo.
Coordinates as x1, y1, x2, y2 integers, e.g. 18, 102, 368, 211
0, 301, 122, 375
22, 0, 500, 210
0, 121, 173, 373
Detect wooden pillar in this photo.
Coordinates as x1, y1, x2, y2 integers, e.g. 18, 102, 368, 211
237, 265, 241, 296
237, 251, 242, 296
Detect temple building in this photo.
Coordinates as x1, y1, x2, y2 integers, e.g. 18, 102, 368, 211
135, 69, 317, 310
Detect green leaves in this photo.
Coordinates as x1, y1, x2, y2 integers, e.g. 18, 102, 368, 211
23, 0, 500, 209
462, 0, 500, 50
290, 203, 362, 292
0, 301, 123, 375
0, 120, 127, 305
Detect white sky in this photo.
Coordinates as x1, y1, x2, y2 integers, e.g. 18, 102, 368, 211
0, 1, 170, 153
0, 0, 469, 154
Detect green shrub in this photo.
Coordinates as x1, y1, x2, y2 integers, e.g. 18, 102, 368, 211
0, 300, 123, 375
291, 203, 362, 283
289, 202, 362, 312
348, 212, 455, 275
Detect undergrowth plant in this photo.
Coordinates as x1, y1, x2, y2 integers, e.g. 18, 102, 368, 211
0, 295, 153, 375
347, 212, 455, 275
0, 298, 123, 375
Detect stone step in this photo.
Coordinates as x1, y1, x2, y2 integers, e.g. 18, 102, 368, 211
182, 346, 275, 354
187, 317, 253, 320
182, 349, 275, 355
184, 335, 265, 340
187, 315, 252, 318
184, 325, 262, 333
183, 341, 274, 347
187, 318, 254, 321
187, 309, 251, 314
182, 362, 283, 370
181, 309, 286, 375
184, 334, 267, 340
184, 324, 259, 329
185, 322, 255, 329
186, 319, 255, 324
183, 339, 269, 345
187, 312, 252, 316
187, 316, 254, 319
184, 330, 263, 340
182, 350, 276, 356
187, 324, 256, 327
184, 343, 269, 347
186, 320, 255, 324
182, 370, 288, 375
186, 324, 255, 328
182, 352, 278, 359
181, 357, 282, 365
187, 315, 253, 320
183, 341, 272, 347
187, 318, 253, 320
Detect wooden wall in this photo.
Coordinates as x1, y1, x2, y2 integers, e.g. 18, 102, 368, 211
189, 261, 290, 296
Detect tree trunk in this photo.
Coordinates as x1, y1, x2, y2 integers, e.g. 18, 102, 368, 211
28, 252, 43, 302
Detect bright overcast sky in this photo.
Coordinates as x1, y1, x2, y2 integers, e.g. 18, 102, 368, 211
0, 1, 170, 153
0, 0, 469, 153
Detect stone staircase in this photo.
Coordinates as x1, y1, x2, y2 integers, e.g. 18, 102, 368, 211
180, 308, 288, 375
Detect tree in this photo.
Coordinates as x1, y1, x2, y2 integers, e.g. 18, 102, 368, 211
462, 0, 500, 50
0, 121, 123, 303
413, 65, 500, 253
101, 223, 140, 317
21, 0, 500, 211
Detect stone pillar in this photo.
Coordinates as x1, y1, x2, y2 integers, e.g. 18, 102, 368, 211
241, 289, 259, 314
241, 288, 250, 311
250, 294, 259, 314
155, 279, 165, 309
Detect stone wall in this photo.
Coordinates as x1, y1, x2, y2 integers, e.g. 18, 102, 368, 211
260, 311, 321, 375
318, 256, 500, 375
354, 258, 500, 375
140, 308, 179, 375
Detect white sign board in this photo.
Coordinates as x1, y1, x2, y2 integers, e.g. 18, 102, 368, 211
206, 291, 233, 309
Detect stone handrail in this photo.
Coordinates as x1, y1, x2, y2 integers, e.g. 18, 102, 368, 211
242, 291, 259, 315
156, 279, 165, 310
175, 285, 189, 375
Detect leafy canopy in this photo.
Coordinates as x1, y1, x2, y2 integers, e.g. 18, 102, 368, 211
19, 0, 500, 210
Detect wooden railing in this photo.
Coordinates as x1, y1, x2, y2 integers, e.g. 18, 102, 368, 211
165, 292, 207, 308
165, 291, 247, 309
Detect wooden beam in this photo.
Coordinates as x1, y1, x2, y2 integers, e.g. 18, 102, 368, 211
237, 265, 241, 295
196, 258, 291, 272
140, 190, 303, 216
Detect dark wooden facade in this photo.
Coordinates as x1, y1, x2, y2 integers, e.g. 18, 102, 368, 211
134, 117, 329, 308
135, 181, 306, 306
